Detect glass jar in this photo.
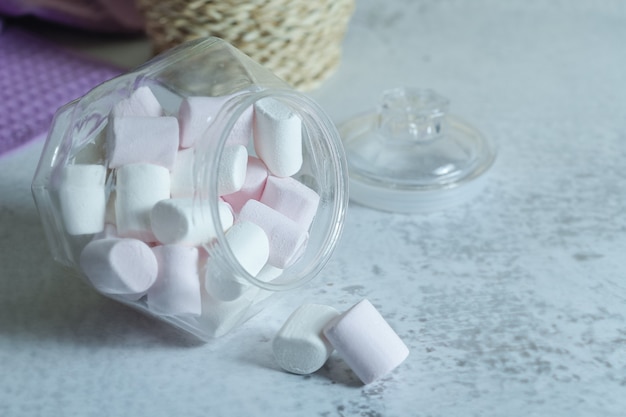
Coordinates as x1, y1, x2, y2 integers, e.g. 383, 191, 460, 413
31, 37, 348, 341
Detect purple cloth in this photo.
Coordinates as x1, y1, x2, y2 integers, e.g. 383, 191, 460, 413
0, 0, 144, 33
0, 25, 122, 158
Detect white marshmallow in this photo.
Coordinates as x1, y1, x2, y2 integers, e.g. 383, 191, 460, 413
170, 148, 195, 198
205, 221, 269, 301
148, 245, 201, 316
273, 304, 340, 375
112, 86, 164, 118
107, 116, 179, 170
151, 198, 233, 245
238, 199, 309, 268
323, 299, 410, 385
224, 221, 270, 277
115, 163, 170, 242
218, 145, 248, 196
178, 96, 253, 148
222, 156, 269, 214
80, 238, 158, 299
253, 98, 303, 177
58, 164, 107, 235
226, 105, 254, 146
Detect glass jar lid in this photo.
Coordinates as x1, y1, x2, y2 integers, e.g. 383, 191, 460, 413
338, 88, 496, 213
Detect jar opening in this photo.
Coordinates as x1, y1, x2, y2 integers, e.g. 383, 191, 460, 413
195, 89, 348, 292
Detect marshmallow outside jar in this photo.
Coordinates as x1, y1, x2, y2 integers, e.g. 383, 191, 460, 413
31, 37, 349, 341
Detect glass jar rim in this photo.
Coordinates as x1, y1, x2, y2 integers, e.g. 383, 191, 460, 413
194, 88, 349, 292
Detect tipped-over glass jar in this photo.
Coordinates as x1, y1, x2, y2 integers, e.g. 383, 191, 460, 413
32, 38, 349, 340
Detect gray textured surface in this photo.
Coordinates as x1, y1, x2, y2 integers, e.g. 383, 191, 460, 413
1, 1, 626, 416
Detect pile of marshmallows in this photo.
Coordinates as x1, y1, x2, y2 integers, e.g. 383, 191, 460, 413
58, 86, 320, 328
274, 300, 410, 385
57, 85, 410, 382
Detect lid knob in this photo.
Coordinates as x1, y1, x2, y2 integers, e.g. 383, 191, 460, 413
378, 88, 449, 144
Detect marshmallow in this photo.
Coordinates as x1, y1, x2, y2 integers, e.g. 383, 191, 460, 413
223, 221, 270, 277
273, 304, 339, 375
238, 200, 308, 268
323, 299, 410, 385
58, 164, 107, 235
218, 145, 248, 196
107, 116, 179, 170
260, 176, 320, 230
253, 98, 302, 177
148, 245, 201, 316
79, 238, 158, 299
178, 96, 253, 148
170, 148, 195, 198
151, 198, 233, 245
204, 221, 270, 301
222, 156, 269, 213
115, 163, 170, 242
226, 105, 254, 146
112, 86, 164, 118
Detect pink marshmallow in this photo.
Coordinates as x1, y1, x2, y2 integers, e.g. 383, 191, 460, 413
222, 156, 269, 213
79, 238, 158, 300
147, 245, 201, 316
178, 96, 252, 148
238, 199, 308, 268
107, 116, 179, 170
111, 86, 164, 118
323, 299, 410, 385
260, 176, 320, 230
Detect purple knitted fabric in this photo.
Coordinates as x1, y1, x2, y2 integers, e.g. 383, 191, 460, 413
0, 26, 122, 157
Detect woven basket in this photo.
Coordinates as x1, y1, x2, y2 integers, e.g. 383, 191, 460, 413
136, 0, 355, 91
